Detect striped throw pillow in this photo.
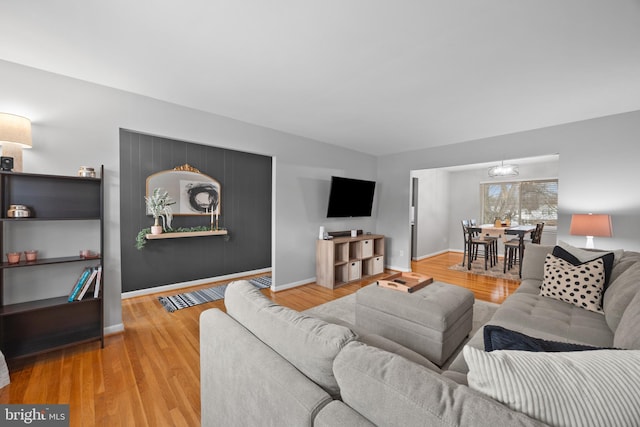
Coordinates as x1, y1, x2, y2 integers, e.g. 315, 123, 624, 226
464, 346, 640, 427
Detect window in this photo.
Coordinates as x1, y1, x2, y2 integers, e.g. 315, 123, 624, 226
481, 179, 558, 226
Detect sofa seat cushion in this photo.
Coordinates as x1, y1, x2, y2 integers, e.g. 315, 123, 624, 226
223, 280, 356, 398
447, 293, 614, 375
489, 293, 613, 347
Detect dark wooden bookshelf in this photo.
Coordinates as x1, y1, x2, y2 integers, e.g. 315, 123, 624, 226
0, 167, 104, 360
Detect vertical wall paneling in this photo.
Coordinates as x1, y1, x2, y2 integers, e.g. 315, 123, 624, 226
119, 129, 272, 292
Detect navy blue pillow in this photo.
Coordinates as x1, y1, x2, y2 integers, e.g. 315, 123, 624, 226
551, 246, 615, 290
483, 325, 609, 352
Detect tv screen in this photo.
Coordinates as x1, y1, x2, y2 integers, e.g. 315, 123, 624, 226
326, 176, 376, 218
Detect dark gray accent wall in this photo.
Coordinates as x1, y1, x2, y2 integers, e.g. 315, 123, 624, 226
119, 129, 272, 292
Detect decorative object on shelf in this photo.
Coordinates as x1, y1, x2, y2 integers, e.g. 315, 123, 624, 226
7, 204, 32, 218
319, 226, 325, 240
569, 213, 612, 249
0, 113, 32, 173
145, 187, 175, 234
146, 164, 221, 216
0, 157, 13, 171
24, 250, 37, 262
77, 166, 97, 177
135, 225, 229, 250
488, 160, 519, 178
6, 252, 20, 264
79, 249, 100, 259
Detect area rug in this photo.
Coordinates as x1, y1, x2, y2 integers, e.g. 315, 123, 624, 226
158, 275, 271, 312
449, 258, 521, 281
303, 291, 499, 368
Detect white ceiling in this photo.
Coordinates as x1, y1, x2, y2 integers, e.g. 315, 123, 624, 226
1, 1, 640, 156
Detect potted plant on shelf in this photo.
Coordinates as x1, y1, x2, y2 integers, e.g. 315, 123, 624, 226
145, 188, 175, 234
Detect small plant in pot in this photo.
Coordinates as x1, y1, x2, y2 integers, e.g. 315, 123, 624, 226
145, 188, 175, 234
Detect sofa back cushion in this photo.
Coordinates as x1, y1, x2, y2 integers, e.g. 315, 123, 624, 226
603, 261, 640, 331
333, 341, 545, 427
224, 280, 356, 397
614, 290, 640, 350
521, 244, 554, 281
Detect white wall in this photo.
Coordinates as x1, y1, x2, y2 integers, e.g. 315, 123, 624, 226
0, 60, 378, 331
377, 111, 640, 271
410, 169, 450, 259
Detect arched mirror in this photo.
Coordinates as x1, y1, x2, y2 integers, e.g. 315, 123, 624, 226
146, 164, 221, 216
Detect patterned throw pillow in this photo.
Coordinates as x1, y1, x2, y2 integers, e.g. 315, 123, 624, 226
541, 254, 605, 313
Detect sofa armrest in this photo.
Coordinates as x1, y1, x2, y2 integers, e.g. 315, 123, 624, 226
200, 308, 332, 427
333, 341, 547, 427
314, 401, 376, 427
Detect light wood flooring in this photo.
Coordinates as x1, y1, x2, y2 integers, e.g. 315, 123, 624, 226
0, 251, 519, 426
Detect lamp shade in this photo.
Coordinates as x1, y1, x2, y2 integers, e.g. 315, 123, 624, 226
0, 113, 32, 148
569, 214, 612, 237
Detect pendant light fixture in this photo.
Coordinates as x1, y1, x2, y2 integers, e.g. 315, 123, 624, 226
488, 160, 519, 178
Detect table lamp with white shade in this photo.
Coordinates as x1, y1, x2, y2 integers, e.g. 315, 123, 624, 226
569, 213, 612, 249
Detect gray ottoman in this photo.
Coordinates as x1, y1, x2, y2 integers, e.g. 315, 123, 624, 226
355, 281, 474, 366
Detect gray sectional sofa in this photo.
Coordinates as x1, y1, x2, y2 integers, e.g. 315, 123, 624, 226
200, 243, 640, 426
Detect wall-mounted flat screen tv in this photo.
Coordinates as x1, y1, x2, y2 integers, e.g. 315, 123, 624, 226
326, 176, 376, 218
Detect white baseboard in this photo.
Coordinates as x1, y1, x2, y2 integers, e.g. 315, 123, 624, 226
386, 264, 412, 272
105, 323, 125, 335
412, 249, 449, 261
121, 267, 272, 299
272, 277, 315, 292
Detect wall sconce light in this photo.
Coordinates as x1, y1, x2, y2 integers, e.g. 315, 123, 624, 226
0, 112, 33, 172
569, 213, 612, 249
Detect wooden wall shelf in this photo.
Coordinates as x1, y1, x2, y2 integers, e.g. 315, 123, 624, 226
145, 230, 229, 240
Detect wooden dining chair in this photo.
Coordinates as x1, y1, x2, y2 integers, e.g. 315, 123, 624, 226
464, 223, 498, 270
461, 220, 471, 267
503, 223, 544, 276
503, 237, 521, 274
528, 222, 545, 244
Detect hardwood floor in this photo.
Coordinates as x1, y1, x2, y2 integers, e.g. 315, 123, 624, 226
0, 252, 518, 426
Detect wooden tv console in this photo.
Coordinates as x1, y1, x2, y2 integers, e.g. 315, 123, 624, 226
316, 234, 385, 289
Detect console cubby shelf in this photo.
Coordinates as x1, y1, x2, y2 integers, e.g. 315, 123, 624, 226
316, 234, 385, 289
0, 167, 105, 360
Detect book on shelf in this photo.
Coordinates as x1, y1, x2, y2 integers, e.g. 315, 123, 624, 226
93, 265, 103, 299
77, 266, 99, 301
68, 267, 92, 302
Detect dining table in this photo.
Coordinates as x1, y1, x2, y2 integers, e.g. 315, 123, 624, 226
472, 224, 536, 276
